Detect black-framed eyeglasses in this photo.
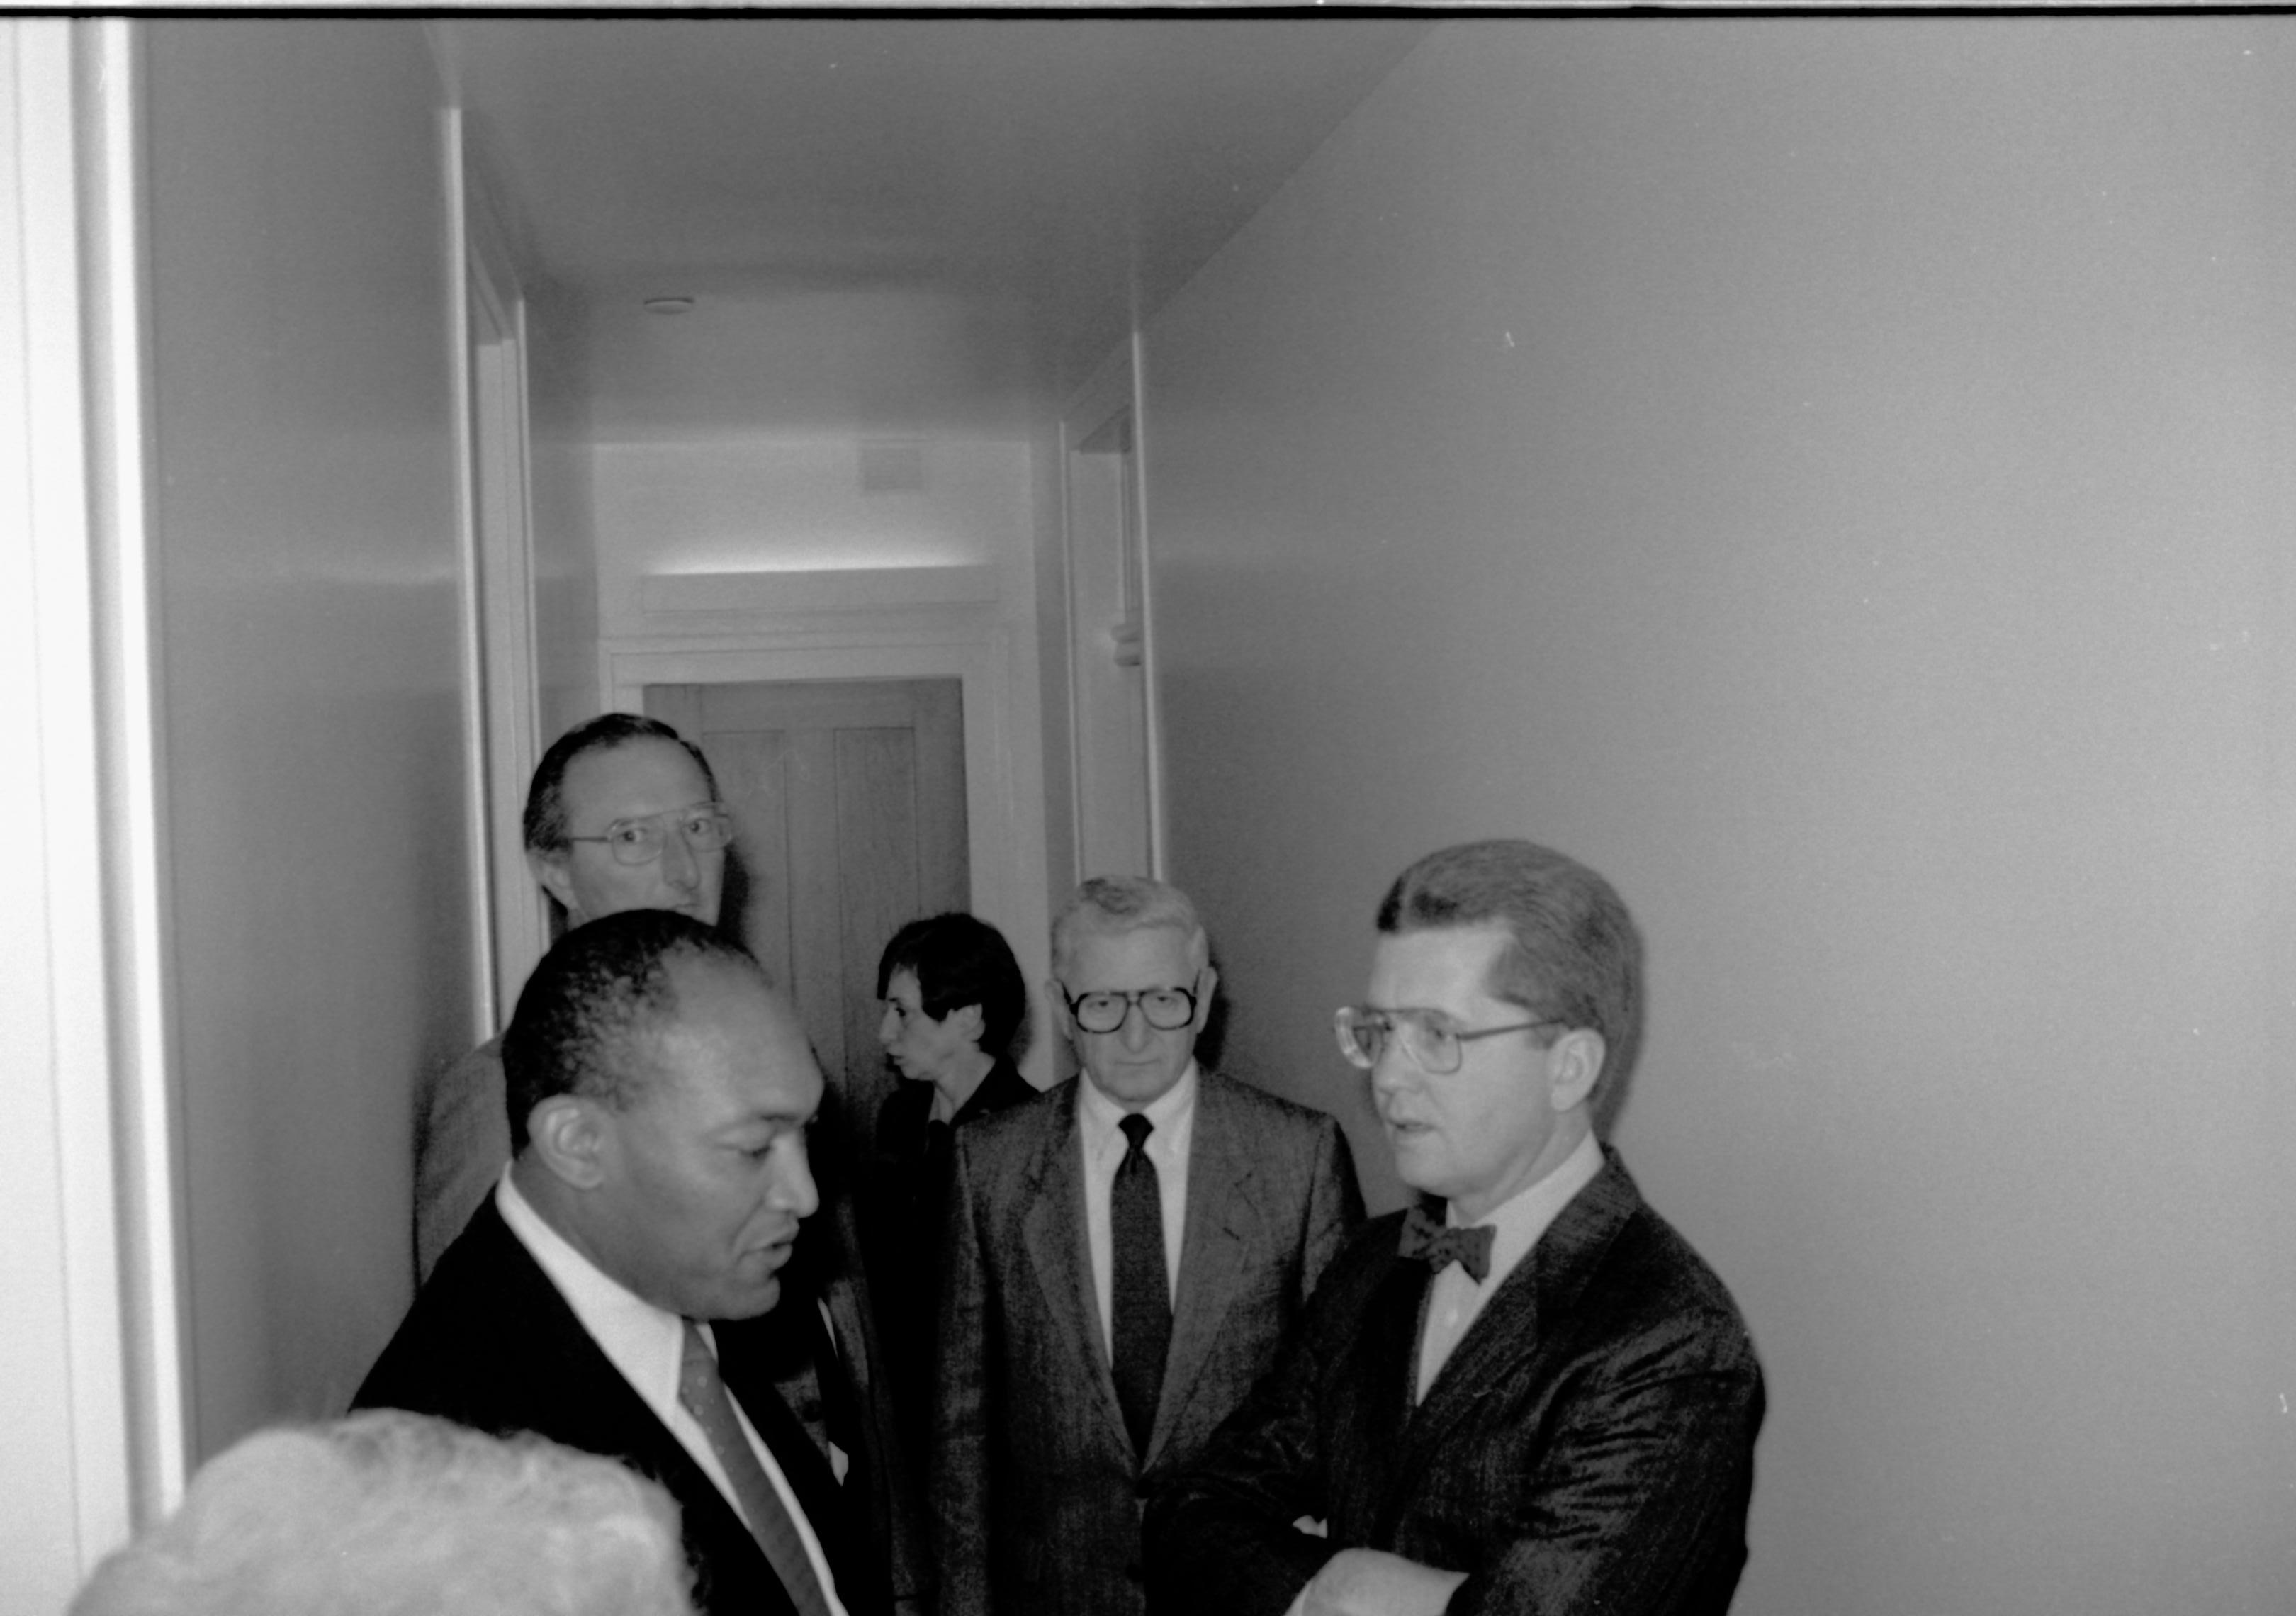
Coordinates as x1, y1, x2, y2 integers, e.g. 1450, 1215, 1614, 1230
1062, 978, 1203, 1035
1333, 1006, 1560, 1076
562, 804, 734, 867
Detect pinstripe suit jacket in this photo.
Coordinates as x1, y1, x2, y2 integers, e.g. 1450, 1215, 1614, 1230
930, 1071, 1362, 1616
1143, 1150, 1765, 1616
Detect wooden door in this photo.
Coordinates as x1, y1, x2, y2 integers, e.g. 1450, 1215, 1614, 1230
643, 679, 969, 1143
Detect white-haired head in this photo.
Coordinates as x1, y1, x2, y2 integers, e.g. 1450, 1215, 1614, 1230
70, 1410, 694, 1616
1050, 875, 1209, 981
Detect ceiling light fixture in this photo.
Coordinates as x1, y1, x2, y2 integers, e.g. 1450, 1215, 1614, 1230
642, 296, 697, 315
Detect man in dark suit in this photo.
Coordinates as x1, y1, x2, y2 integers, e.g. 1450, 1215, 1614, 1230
1146, 841, 1765, 1616
409, 712, 928, 1613
933, 877, 1363, 1616
358, 909, 883, 1616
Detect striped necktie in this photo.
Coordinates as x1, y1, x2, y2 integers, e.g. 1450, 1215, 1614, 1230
677, 1318, 837, 1616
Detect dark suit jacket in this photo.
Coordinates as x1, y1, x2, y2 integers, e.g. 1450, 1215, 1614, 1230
736, 1167, 932, 1613
865, 1057, 1038, 1457
932, 1070, 1363, 1616
1143, 1150, 1765, 1616
863, 1060, 1037, 1469
353, 1197, 884, 1616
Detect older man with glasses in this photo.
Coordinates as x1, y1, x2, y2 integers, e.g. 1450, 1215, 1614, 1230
930, 875, 1362, 1616
1147, 841, 1765, 1616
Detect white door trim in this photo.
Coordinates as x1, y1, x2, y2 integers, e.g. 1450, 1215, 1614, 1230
4, 18, 187, 1583
449, 108, 546, 1031
1057, 332, 1165, 881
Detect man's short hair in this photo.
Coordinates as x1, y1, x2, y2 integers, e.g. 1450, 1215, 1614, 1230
1050, 875, 1208, 982
876, 912, 1030, 1062
523, 713, 720, 854
1376, 839, 1642, 1085
69, 1410, 695, 1616
502, 908, 762, 1152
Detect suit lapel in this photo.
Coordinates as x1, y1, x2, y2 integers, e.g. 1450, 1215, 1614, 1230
454, 1206, 798, 1616
1348, 1239, 1431, 1488
1147, 1072, 1256, 1467
1018, 1083, 1131, 1452
719, 1336, 865, 1600
1386, 1155, 1643, 1515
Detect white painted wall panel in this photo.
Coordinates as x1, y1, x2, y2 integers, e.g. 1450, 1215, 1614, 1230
589, 433, 1032, 638
144, 20, 473, 1458
1141, 20, 2296, 1614
527, 290, 602, 744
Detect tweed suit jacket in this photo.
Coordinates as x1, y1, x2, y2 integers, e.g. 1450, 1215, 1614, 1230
1144, 1150, 1764, 1616
354, 1196, 885, 1616
931, 1070, 1363, 1616
412, 1033, 508, 1281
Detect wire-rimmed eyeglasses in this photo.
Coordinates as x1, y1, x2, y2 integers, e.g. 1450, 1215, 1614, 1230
1062, 978, 1204, 1035
1332, 1006, 1560, 1075
563, 804, 735, 867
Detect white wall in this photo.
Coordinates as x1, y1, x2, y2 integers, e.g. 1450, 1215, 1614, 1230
551, 282, 1059, 1076
558, 279, 1040, 639
145, 21, 478, 1456
527, 287, 604, 746
1, 23, 145, 1602
1139, 20, 2296, 1613
590, 432, 1032, 636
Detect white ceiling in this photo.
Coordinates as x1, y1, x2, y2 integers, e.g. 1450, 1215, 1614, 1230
434, 17, 1431, 436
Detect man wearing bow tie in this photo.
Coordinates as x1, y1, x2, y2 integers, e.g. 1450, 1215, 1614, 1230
1146, 841, 1765, 1616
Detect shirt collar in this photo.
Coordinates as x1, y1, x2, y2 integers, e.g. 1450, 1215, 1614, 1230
1454, 1129, 1605, 1292
496, 1165, 690, 1406
1076, 1058, 1199, 1157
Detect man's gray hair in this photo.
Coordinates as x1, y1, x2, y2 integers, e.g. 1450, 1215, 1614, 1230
70, 1411, 695, 1616
1051, 875, 1208, 982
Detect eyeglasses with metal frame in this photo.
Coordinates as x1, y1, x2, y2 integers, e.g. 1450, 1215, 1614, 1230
1062, 978, 1204, 1035
562, 804, 736, 867
1332, 1005, 1561, 1075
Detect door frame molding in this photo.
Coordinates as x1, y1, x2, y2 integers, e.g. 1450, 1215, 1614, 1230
447, 108, 546, 1032
1058, 332, 1166, 878
4, 19, 188, 1578
600, 600, 1054, 1087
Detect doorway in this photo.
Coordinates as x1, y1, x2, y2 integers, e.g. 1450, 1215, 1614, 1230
644, 678, 969, 1141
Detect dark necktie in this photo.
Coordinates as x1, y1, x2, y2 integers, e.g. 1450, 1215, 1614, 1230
1109, 1112, 1171, 1458
1398, 1203, 1496, 1284
677, 1319, 838, 1616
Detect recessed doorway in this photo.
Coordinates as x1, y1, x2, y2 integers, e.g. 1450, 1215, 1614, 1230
644, 678, 969, 1141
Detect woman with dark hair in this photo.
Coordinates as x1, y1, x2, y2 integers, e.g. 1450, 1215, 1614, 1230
867, 911, 1037, 1454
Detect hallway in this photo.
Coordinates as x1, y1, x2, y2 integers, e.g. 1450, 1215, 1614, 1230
10, 16, 2296, 1615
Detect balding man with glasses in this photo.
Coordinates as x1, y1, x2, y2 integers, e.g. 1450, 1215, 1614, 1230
930, 876, 1361, 1616
417, 713, 738, 1277
414, 712, 932, 1614
1147, 841, 1764, 1616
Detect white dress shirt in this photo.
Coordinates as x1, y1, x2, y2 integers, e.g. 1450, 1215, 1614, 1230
1415, 1130, 1605, 1402
495, 1168, 850, 1616
1076, 1060, 1199, 1357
